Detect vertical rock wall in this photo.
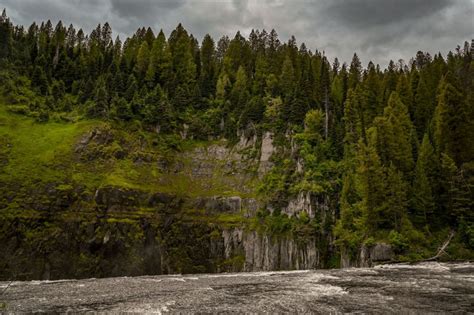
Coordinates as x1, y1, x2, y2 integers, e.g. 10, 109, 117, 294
222, 228, 320, 271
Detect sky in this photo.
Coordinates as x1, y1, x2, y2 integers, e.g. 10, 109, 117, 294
2, 0, 473, 67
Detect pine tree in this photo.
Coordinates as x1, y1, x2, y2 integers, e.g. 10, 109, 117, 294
348, 53, 362, 90
110, 95, 132, 121
334, 172, 363, 251
135, 41, 150, 79
381, 60, 398, 106
0, 9, 13, 59
411, 133, 435, 226
171, 26, 197, 99
395, 74, 413, 119
216, 72, 230, 101
200, 34, 216, 97
280, 55, 295, 99
383, 163, 407, 231
433, 76, 473, 165
361, 61, 381, 123
378, 92, 414, 175
32, 66, 49, 95
252, 53, 268, 96
413, 76, 432, 138
355, 129, 387, 234
230, 66, 249, 110
149, 30, 173, 89
343, 86, 369, 153
91, 77, 109, 118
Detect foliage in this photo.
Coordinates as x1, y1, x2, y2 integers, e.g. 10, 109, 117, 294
0, 9, 472, 270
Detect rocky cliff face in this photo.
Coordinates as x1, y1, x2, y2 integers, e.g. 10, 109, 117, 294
222, 228, 319, 271
0, 125, 337, 280
341, 243, 394, 268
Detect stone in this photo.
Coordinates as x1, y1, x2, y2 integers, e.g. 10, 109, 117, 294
258, 131, 275, 173
284, 191, 313, 218
370, 243, 394, 262
198, 196, 242, 214
260, 131, 274, 162
220, 229, 322, 272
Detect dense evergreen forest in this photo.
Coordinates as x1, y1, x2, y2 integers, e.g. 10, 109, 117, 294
0, 8, 473, 272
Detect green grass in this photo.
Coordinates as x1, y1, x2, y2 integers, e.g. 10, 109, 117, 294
0, 104, 97, 184
0, 100, 259, 203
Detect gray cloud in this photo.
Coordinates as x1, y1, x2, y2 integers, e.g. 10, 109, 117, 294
110, 0, 186, 19
2, 0, 473, 66
322, 0, 453, 29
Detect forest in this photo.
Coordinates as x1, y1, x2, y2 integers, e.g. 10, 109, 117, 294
0, 7, 473, 272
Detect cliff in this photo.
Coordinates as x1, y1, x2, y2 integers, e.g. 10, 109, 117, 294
0, 107, 336, 280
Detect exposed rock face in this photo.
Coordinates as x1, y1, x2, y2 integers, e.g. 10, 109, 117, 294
94, 187, 261, 217
243, 232, 319, 271
1, 125, 337, 280
180, 123, 189, 139
370, 243, 394, 262
283, 192, 333, 225
178, 142, 255, 195
284, 191, 313, 218
236, 132, 257, 151
222, 228, 320, 271
197, 196, 242, 214
95, 187, 179, 210
342, 243, 394, 268
75, 128, 114, 153
259, 131, 275, 172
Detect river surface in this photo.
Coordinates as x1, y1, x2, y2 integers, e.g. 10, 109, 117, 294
1, 262, 473, 313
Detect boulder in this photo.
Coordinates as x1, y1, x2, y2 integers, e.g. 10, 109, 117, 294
370, 243, 394, 262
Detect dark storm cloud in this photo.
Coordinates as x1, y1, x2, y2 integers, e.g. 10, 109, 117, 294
322, 0, 453, 29
110, 0, 186, 19
2, 0, 472, 66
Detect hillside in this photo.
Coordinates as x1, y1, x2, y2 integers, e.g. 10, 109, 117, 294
0, 10, 473, 280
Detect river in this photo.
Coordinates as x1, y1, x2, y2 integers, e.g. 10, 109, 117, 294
1, 262, 473, 313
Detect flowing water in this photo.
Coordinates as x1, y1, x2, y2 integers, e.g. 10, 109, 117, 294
1, 262, 473, 313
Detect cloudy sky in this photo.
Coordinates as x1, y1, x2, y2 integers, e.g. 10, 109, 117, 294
2, 0, 473, 67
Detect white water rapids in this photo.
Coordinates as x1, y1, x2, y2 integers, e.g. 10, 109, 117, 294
1, 262, 473, 313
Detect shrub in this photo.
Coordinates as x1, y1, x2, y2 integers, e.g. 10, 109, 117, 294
389, 230, 409, 253
6, 104, 30, 115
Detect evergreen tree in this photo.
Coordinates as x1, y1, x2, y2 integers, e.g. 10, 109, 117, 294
377, 92, 414, 175
135, 41, 150, 79
200, 34, 216, 97
280, 55, 295, 99
348, 53, 362, 90
433, 76, 473, 165
92, 77, 109, 118
149, 30, 173, 89
383, 163, 407, 231
0, 9, 13, 59
216, 72, 231, 101
413, 76, 432, 138
411, 134, 435, 226
355, 129, 386, 234
32, 66, 49, 95
230, 66, 249, 111
110, 95, 132, 121
395, 74, 413, 119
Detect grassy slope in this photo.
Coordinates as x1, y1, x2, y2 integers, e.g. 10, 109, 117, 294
0, 105, 97, 185
0, 101, 257, 200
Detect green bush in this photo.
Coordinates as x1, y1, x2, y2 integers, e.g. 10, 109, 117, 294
6, 104, 30, 115
364, 236, 376, 247
459, 219, 474, 249
389, 230, 409, 253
